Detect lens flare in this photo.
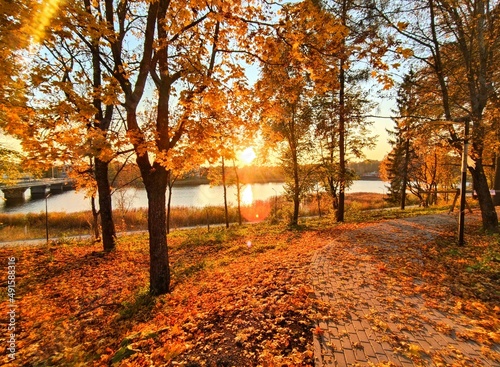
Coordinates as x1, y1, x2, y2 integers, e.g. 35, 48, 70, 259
31, 0, 66, 45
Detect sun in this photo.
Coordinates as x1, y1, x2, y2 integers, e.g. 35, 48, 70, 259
239, 147, 256, 165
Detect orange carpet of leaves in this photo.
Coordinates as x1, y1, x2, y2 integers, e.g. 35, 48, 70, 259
0, 222, 356, 366
0, 211, 498, 366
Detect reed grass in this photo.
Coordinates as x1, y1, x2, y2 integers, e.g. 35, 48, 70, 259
0, 191, 438, 242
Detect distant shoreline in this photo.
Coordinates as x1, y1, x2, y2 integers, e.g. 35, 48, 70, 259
358, 175, 381, 181
173, 177, 382, 187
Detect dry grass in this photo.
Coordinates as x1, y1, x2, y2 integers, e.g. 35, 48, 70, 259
0, 192, 444, 242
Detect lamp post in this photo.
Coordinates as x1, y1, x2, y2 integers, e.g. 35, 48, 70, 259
458, 120, 470, 246
45, 192, 51, 245
430, 119, 470, 246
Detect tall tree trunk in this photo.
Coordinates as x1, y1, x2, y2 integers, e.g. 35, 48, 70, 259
316, 189, 322, 217
233, 161, 242, 225
222, 157, 229, 228
86, 0, 116, 252
90, 195, 100, 241
292, 152, 300, 226
328, 177, 338, 211
401, 138, 410, 210
336, 0, 347, 222
454, 0, 497, 232
144, 166, 170, 295
470, 160, 499, 232
290, 140, 300, 226
493, 154, 500, 206
166, 171, 174, 234
293, 191, 300, 225
95, 157, 116, 251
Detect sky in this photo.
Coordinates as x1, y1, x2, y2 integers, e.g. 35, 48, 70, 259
364, 96, 396, 161
1, 88, 394, 164
364, 118, 391, 161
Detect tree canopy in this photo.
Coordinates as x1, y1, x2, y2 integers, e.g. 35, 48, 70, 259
1, 0, 499, 295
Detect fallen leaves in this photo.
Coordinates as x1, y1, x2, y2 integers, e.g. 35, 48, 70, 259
1, 211, 498, 366
315, 212, 500, 366
0, 224, 347, 366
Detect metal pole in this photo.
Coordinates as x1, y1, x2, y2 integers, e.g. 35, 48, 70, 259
458, 120, 470, 246
45, 193, 50, 245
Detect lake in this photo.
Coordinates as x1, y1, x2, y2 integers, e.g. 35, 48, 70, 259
0, 180, 388, 214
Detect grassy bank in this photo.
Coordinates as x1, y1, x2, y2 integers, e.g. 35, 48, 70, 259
0, 192, 458, 242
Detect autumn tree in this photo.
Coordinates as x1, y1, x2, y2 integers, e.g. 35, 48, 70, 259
6, 1, 123, 251
3, 0, 263, 294
383, 72, 420, 208
318, 0, 392, 221
314, 86, 375, 212
257, 61, 317, 226
374, 0, 499, 231
383, 69, 466, 207
485, 96, 500, 205
255, 0, 345, 225
97, 0, 263, 295
0, 144, 24, 184
203, 82, 254, 229
0, 0, 31, 124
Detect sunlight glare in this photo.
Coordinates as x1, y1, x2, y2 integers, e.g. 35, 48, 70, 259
239, 147, 256, 165
31, 0, 65, 45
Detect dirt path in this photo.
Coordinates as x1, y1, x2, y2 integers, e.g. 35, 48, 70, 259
311, 211, 500, 366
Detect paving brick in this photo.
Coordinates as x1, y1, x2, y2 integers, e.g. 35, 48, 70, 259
313, 334, 324, 362
352, 320, 364, 332
329, 337, 342, 353
377, 352, 401, 366
348, 331, 360, 344
340, 336, 353, 350
414, 337, 433, 354
371, 340, 387, 356
355, 329, 370, 344
353, 346, 367, 362
400, 360, 415, 367
360, 341, 377, 358
380, 341, 393, 353
310, 216, 500, 367
344, 322, 356, 334
342, 348, 356, 365
332, 351, 347, 367
319, 321, 329, 330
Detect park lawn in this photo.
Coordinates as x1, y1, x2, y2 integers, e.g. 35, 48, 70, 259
0, 208, 498, 366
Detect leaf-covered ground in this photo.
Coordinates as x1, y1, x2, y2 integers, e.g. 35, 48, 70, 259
0, 222, 351, 366
0, 210, 498, 366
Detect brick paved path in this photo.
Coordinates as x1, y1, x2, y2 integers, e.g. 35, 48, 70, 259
310, 213, 500, 367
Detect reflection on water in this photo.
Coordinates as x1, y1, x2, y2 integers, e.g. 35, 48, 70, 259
0, 180, 387, 214
241, 185, 253, 205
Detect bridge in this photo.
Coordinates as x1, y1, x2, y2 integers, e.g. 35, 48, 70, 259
0, 178, 76, 202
